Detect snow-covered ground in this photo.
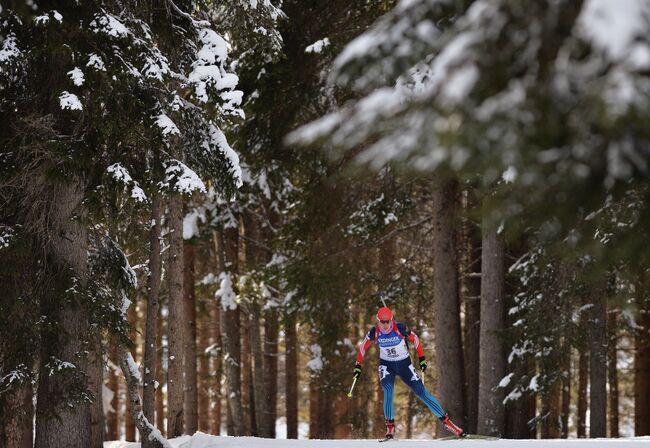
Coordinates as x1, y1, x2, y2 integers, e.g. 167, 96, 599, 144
104, 432, 650, 448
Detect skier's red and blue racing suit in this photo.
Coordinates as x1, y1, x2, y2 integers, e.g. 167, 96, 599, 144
356, 321, 445, 421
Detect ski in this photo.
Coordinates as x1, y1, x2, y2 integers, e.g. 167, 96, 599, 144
378, 437, 398, 442
439, 434, 499, 441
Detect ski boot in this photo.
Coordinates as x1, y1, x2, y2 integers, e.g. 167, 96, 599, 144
385, 419, 395, 439
440, 413, 465, 438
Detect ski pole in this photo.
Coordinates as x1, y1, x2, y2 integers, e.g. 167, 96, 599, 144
378, 291, 388, 308
347, 376, 358, 398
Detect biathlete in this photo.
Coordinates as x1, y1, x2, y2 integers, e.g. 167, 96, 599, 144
353, 306, 465, 440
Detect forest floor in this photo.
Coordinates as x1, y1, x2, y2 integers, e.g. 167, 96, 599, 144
104, 432, 650, 448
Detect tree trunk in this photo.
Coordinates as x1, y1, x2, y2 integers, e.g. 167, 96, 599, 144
198, 308, 210, 433
543, 380, 562, 438
166, 191, 185, 438
143, 191, 162, 423
506, 390, 534, 439
608, 310, 619, 438
219, 226, 244, 435
125, 304, 137, 442
209, 230, 224, 435
1, 382, 33, 448
317, 368, 334, 439
636, 288, 650, 435
242, 211, 263, 436
431, 179, 466, 426
226, 399, 234, 435
589, 286, 607, 438
35, 182, 93, 448
460, 188, 481, 434
155, 307, 165, 434
528, 393, 537, 438
577, 348, 589, 438
334, 393, 351, 438
35, 299, 92, 444
118, 347, 168, 448
251, 302, 270, 436
88, 335, 105, 447
477, 222, 506, 437
561, 344, 571, 438
463, 261, 481, 434
540, 393, 550, 439
405, 391, 414, 439
107, 341, 120, 440
309, 373, 320, 439
209, 291, 223, 435
285, 314, 299, 439
263, 309, 279, 438
183, 243, 198, 435
373, 362, 384, 436
241, 311, 253, 435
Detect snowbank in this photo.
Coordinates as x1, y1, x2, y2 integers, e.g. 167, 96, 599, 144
104, 432, 650, 448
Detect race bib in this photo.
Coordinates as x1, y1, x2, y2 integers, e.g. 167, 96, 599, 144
377, 338, 409, 361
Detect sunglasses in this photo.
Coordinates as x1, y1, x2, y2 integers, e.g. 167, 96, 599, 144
379, 319, 391, 324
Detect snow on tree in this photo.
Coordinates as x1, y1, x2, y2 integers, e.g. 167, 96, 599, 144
288, 0, 650, 247
0, 1, 247, 444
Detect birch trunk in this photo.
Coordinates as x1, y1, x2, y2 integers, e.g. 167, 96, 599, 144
107, 341, 120, 440
125, 305, 137, 442
118, 347, 169, 448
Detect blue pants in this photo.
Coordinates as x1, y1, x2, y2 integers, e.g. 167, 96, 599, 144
379, 358, 446, 420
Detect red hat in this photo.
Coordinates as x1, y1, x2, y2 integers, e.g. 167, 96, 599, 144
376, 306, 393, 321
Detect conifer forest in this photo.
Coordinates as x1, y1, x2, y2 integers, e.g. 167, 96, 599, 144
2, 1, 650, 447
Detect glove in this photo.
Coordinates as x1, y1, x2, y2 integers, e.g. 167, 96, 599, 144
418, 356, 427, 372
353, 363, 362, 380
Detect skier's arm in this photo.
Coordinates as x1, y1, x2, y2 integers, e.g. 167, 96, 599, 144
400, 324, 425, 358
356, 327, 375, 365
398, 322, 427, 371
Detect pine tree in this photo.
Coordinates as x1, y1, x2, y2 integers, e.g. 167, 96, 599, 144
1, 1, 245, 443
431, 178, 466, 425
290, 0, 650, 263
477, 214, 506, 436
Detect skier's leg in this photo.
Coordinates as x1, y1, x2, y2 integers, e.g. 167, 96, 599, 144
378, 363, 396, 420
396, 360, 465, 436
379, 362, 397, 438
396, 360, 446, 418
